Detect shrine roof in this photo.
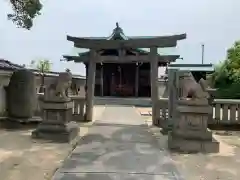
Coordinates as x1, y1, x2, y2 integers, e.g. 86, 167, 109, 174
65, 23, 184, 63
66, 22, 186, 49
168, 64, 214, 72
75, 23, 157, 41
78, 36, 182, 40
0, 59, 25, 70
63, 54, 180, 66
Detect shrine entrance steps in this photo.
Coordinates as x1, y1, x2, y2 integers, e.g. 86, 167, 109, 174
52, 105, 184, 180
94, 97, 152, 106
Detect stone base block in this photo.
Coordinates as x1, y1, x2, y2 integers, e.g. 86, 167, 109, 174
72, 114, 85, 122
160, 128, 172, 135
155, 117, 164, 127
84, 114, 92, 122
171, 129, 213, 140
7, 116, 42, 123
159, 119, 173, 135
41, 101, 73, 110
168, 133, 219, 153
32, 121, 79, 143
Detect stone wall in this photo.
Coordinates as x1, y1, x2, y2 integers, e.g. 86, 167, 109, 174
0, 70, 86, 117
0, 71, 166, 116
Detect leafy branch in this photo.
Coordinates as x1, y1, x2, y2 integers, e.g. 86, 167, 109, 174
8, 0, 43, 30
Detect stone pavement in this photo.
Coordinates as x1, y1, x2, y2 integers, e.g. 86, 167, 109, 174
52, 105, 184, 180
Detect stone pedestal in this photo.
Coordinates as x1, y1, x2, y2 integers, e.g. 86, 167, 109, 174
168, 99, 219, 153
32, 100, 79, 143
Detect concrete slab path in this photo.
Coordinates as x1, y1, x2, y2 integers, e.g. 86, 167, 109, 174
52, 105, 184, 180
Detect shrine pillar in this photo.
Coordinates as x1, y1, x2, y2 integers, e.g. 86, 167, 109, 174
85, 50, 97, 121
150, 47, 159, 125
100, 64, 104, 96
135, 63, 139, 97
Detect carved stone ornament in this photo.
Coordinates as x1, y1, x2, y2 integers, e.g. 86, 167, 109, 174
44, 72, 72, 101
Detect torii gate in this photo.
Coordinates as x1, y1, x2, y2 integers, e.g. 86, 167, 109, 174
65, 33, 186, 125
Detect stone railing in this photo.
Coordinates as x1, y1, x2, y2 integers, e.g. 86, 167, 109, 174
34, 94, 86, 122
156, 98, 168, 126
212, 99, 240, 124
156, 98, 240, 125
70, 95, 86, 121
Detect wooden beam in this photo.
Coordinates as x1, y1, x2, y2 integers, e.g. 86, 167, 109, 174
63, 55, 180, 63
74, 40, 176, 49
67, 34, 186, 49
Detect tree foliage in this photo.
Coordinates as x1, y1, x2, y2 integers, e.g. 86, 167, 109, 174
30, 59, 51, 93
30, 59, 51, 72
8, 0, 43, 30
212, 41, 240, 98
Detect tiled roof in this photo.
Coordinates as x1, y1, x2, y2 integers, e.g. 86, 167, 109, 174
0, 59, 25, 70
29, 69, 86, 79
168, 64, 214, 72
0, 59, 86, 79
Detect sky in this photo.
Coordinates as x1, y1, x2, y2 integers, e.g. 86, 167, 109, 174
0, 0, 239, 75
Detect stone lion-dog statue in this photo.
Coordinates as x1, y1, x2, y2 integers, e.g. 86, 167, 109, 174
179, 72, 209, 100
44, 72, 72, 101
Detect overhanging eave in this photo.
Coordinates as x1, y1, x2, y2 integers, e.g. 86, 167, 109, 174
63, 55, 180, 63
67, 34, 186, 49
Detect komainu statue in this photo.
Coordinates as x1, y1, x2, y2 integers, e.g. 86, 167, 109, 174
44, 72, 72, 101
179, 72, 209, 100
187, 78, 209, 100
32, 71, 79, 143
168, 71, 219, 153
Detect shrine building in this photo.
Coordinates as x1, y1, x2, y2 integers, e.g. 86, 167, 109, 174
63, 23, 185, 97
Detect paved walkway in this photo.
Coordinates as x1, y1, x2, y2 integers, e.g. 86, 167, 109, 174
53, 105, 184, 180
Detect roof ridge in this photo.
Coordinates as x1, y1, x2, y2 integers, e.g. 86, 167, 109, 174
107, 22, 128, 40
0, 59, 25, 69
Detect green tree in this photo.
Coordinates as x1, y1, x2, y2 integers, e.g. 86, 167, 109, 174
212, 41, 240, 98
30, 59, 51, 93
8, 0, 43, 30
30, 59, 51, 72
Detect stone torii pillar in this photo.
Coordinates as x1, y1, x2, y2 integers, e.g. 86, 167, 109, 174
150, 47, 159, 125
85, 50, 97, 121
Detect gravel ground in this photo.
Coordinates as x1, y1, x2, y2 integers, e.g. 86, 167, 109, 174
137, 107, 240, 180
0, 106, 105, 180
2, 106, 238, 180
